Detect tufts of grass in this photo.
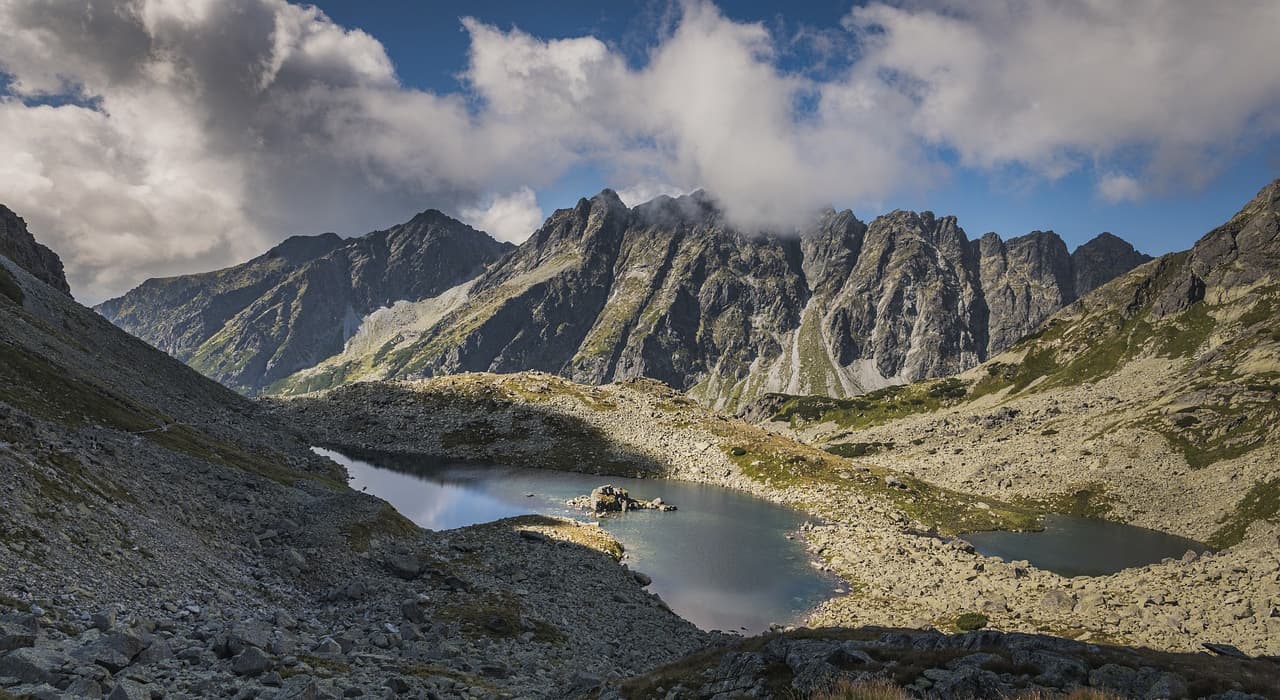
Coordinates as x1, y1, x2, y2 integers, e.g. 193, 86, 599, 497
770, 378, 968, 430
438, 591, 564, 644
806, 679, 909, 700
1208, 477, 1280, 549
342, 504, 419, 553
824, 442, 894, 458
282, 655, 351, 678
953, 612, 989, 631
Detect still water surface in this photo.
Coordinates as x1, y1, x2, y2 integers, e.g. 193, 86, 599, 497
315, 447, 841, 633
962, 514, 1210, 577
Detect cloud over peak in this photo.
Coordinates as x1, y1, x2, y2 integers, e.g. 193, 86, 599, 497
2, 0, 1279, 302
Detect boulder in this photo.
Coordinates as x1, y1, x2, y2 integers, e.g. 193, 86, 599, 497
0, 621, 36, 653
568, 485, 677, 514
383, 553, 421, 580
0, 647, 71, 684
275, 675, 318, 700
78, 632, 144, 672
1040, 589, 1077, 613
107, 679, 151, 700
232, 646, 273, 676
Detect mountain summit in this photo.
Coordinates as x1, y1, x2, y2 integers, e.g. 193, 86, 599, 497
95, 211, 513, 393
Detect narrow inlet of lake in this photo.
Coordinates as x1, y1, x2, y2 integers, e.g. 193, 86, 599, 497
315, 447, 842, 634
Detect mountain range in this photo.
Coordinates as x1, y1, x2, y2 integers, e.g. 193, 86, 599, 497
96, 191, 1150, 407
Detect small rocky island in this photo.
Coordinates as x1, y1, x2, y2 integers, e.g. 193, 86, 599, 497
568, 485, 677, 514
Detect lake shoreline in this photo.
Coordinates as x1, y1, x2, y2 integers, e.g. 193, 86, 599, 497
319, 446, 842, 635
268, 372, 1280, 655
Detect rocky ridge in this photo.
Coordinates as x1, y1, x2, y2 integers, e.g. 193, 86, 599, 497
275, 192, 1149, 410
0, 205, 69, 295
95, 211, 513, 394
103, 190, 1149, 410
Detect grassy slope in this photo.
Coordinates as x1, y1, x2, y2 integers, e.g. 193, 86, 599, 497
756, 186, 1280, 548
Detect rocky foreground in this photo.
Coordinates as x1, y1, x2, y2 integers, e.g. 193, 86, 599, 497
1, 251, 708, 699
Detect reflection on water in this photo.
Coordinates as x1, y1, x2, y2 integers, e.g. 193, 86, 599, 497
962, 514, 1211, 577
316, 447, 840, 633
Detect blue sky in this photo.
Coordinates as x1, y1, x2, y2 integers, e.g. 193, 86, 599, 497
309, 0, 1280, 257
3, 1, 1279, 301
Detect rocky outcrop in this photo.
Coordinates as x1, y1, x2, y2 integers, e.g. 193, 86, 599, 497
275, 191, 1148, 409
1070, 232, 1154, 297
975, 230, 1076, 356
96, 210, 513, 393
0, 204, 70, 294
568, 485, 676, 513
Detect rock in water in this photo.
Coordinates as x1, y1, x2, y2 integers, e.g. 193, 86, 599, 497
567, 485, 677, 513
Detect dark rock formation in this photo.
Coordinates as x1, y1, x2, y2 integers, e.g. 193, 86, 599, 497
0, 205, 70, 294
1071, 232, 1154, 297
568, 485, 676, 513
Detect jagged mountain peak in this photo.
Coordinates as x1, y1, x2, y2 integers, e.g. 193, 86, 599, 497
633, 189, 721, 228
263, 231, 346, 265
97, 207, 511, 393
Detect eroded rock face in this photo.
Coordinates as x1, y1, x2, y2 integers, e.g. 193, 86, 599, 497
0, 205, 70, 294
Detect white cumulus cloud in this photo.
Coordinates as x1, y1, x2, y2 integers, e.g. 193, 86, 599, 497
2, 0, 1279, 302
459, 188, 544, 244
1096, 173, 1144, 204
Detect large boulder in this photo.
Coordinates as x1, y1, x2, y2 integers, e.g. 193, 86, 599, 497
568, 485, 676, 514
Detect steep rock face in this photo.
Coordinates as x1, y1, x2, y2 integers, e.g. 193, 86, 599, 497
976, 231, 1076, 356
1071, 232, 1154, 297
275, 191, 1149, 409
97, 211, 512, 393
0, 204, 70, 294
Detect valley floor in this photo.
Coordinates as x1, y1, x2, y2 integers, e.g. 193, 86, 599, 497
270, 372, 1280, 664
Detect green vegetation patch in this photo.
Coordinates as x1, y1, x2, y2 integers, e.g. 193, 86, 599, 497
953, 612, 989, 631
824, 441, 895, 458
1209, 477, 1280, 549
342, 504, 419, 553
283, 655, 351, 679
770, 378, 968, 430
438, 591, 564, 644
717, 428, 1042, 535
1015, 484, 1116, 520
1138, 402, 1275, 470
